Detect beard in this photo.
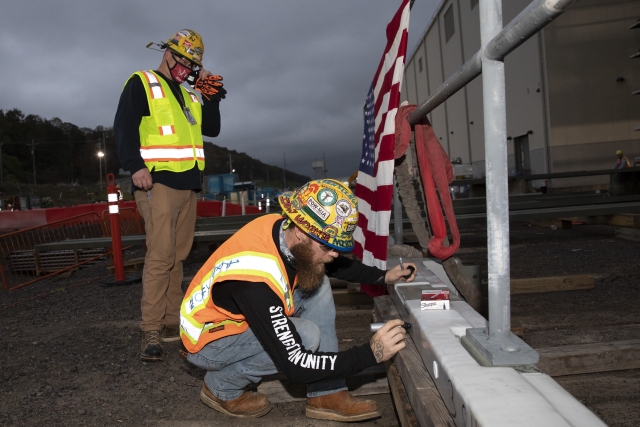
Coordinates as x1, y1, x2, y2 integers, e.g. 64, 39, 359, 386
290, 238, 327, 294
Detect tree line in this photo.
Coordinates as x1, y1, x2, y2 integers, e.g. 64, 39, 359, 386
0, 108, 310, 189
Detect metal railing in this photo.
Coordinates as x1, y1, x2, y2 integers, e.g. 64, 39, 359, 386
406, 0, 575, 365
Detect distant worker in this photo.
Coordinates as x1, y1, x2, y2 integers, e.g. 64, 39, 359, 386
114, 29, 226, 362
614, 150, 630, 169
115, 185, 124, 202
180, 179, 416, 421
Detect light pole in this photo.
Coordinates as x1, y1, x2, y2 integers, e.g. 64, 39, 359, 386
31, 140, 36, 185
98, 151, 104, 188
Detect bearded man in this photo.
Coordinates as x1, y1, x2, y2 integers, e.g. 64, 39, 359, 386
180, 179, 416, 422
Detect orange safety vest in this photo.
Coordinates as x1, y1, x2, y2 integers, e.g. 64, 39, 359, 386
180, 214, 297, 353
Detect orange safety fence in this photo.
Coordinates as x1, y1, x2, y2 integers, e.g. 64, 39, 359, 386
0, 212, 108, 291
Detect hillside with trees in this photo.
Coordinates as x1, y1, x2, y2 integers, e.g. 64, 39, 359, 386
0, 108, 311, 189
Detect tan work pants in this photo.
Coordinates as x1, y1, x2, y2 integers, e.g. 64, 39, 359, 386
134, 184, 197, 331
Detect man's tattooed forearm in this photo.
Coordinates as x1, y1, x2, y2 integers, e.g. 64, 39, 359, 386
370, 338, 384, 362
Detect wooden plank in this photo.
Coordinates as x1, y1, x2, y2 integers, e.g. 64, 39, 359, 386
561, 214, 640, 228
257, 365, 388, 403
386, 362, 420, 427
528, 219, 572, 229
537, 339, 640, 377
616, 227, 640, 242
374, 295, 456, 427
510, 275, 594, 294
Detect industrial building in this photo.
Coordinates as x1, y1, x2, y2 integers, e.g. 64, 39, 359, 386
401, 0, 640, 189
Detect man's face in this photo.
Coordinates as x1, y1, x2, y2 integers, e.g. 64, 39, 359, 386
290, 231, 338, 293
618, 153, 623, 159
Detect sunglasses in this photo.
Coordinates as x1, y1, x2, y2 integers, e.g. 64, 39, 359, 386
314, 238, 336, 253
171, 53, 198, 70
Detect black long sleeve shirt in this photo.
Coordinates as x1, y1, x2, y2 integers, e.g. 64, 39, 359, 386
113, 71, 221, 192
209, 219, 388, 384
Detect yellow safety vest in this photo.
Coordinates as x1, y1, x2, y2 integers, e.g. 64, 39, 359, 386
132, 70, 205, 172
180, 215, 297, 353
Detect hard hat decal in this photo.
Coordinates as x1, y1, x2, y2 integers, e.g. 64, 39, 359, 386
335, 200, 352, 217
278, 179, 359, 251
317, 188, 337, 206
305, 197, 330, 222
293, 214, 331, 242
323, 226, 338, 237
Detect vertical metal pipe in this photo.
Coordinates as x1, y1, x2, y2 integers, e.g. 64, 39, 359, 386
31, 140, 36, 185
479, 0, 511, 341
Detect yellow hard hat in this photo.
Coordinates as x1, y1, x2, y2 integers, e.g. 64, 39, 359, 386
164, 29, 204, 66
616, 149, 623, 155
278, 179, 359, 251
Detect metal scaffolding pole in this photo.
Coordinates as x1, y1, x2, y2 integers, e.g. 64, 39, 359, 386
403, 0, 574, 365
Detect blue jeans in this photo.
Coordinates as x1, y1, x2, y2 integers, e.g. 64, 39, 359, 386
187, 275, 348, 400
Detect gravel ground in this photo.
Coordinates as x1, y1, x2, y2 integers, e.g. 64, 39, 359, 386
1, 221, 638, 426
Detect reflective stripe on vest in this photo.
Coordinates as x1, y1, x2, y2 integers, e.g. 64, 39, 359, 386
180, 215, 296, 353
141, 71, 165, 99
140, 146, 204, 162
130, 70, 205, 173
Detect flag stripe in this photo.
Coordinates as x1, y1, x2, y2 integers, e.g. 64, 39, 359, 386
354, 0, 410, 271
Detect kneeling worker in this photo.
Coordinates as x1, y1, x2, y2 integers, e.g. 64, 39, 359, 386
180, 179, 416, 421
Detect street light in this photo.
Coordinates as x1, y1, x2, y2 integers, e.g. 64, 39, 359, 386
98, 151, 104, 188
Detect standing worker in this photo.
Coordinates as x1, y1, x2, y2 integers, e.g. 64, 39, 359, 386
614, 150, 631, 169
180, 179, 416, 421
114, 29, 227, 362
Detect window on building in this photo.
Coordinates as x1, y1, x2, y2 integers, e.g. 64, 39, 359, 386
471, 0, 478, 10
418, 57, 423, 73
444, 5, 455, 42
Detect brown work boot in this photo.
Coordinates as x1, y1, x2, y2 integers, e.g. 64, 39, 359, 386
306, 390, 381, 422
140, 330, 163, 361
161, 325, 181, 342
199, 383, 272, 418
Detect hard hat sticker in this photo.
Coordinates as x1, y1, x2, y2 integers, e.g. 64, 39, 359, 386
317, 189, 337, 206
305, 197, 330, 221
335, 200, 352, 217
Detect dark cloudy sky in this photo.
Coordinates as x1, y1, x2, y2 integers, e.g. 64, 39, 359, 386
0, 1, 438, 179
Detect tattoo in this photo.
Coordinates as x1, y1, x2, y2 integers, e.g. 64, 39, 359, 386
370, 338, 384, 362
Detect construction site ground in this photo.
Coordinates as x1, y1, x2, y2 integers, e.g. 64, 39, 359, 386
0, 220, 639, 427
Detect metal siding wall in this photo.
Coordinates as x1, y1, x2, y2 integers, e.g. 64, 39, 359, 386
544, 0, 640, 182
404, 58, 417, 105
441, 0, 470, 163
460, 0, 485, 173
503, 0, 547, 175
416, 41, 430, 107
426, 15, 450, 151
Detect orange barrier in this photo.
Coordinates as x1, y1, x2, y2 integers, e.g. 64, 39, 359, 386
0, 200, 260, 291
0, 212, 107, 291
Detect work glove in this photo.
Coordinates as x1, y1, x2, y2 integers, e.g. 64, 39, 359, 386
195, 75, 226, 102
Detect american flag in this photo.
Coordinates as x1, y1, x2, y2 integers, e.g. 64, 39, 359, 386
353, 0, 410, 269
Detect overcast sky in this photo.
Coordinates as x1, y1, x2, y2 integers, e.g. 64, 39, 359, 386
0, 0, 439, 180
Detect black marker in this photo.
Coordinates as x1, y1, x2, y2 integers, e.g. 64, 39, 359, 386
399, 257, 415, 279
